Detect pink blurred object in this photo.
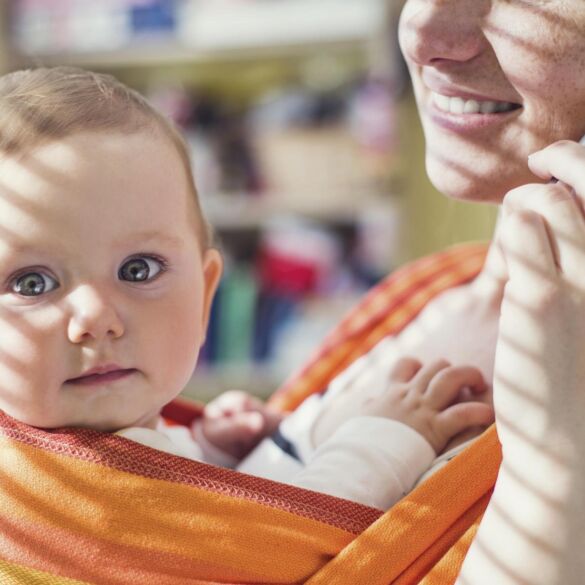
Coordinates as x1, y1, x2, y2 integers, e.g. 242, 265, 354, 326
258, 219, 341, 296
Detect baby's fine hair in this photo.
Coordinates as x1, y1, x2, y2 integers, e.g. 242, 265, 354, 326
0, 66, 211, 246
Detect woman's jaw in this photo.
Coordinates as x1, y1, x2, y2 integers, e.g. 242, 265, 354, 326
422, 115, 585, 204
412, 70, 555, 204
398, 0, 585, 205
415, 77, 585, 204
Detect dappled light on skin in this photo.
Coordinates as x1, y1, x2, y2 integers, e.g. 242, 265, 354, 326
395, 0, 585, 581
457, 227, 585, 585
400, 0, 585, 205
0, 190, 70, 418
0, 116, 217, 432
424, 115, 583, 204
0, 2, 584, 583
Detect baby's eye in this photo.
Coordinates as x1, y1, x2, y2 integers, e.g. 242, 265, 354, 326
119, 256, 167, 283
11, 271, 59, 297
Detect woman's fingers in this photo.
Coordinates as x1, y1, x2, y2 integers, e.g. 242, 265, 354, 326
502, 182, 585, 281
425, 366, 487, 409
500, 208, 558, 291
528, 140, 585, 196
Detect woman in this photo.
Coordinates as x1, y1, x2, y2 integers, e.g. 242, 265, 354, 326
396, 1, 585, 583
0, 2, 582, 583
211, 3, 585, 582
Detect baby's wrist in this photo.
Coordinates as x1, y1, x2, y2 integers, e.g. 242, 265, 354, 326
191, 420, 239, 468
376, 414, 441, 455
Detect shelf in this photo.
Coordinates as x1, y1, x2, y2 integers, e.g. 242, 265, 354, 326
179, 0, 383, 54
182, 363, 280, 402
14, 39, 370, 69
202, 192, 390, 229
11, 0, 384, 69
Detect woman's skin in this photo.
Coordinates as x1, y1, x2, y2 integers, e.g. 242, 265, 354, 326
397, 1, 585, 583
399, 0, 585, 203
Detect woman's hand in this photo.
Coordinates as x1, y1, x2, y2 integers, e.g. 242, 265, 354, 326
459, 140, 585, 585
495, 139, 585, 460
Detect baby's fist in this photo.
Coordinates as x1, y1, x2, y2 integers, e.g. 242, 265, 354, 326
198, 390, 283, 460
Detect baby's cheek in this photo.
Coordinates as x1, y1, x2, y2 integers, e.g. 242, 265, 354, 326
0, 368, 46, 426
149, 309, 202, 394
0, 323, 44, 394
0, 308, 67, 419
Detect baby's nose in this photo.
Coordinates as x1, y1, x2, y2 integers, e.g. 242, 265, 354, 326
66, 284, 124, 343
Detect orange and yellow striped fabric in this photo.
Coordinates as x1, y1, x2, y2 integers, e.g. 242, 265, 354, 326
0, 242, 501, 584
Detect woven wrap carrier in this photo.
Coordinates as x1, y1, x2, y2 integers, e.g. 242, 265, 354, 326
0, 242, 502, 585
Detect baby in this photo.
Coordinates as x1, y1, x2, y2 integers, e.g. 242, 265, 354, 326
0, 66, 493, 510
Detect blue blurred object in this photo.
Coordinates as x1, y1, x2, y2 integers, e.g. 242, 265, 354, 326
130, 0, 177, 35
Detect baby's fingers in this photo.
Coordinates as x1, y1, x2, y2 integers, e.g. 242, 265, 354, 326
436, 402, 495, 441
202, 411, 266, 459
411, 359, 451, 390
205, 390, 263, 418
388, 356, 423, 383
425, 366, 487, 409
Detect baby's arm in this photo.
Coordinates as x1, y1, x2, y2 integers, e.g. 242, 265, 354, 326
291, 358, 494, 509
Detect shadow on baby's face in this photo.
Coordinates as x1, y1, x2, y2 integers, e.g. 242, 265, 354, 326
0, 130, 221, 431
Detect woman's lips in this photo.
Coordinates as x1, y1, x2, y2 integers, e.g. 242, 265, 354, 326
427, 99, 523, 134
66, 369, 137, 386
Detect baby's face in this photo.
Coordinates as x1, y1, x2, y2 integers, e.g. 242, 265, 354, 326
0, 131, 221, 431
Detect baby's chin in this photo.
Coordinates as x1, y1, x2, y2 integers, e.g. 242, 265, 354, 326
2, 407, 133, 432
0, 407, 68, 430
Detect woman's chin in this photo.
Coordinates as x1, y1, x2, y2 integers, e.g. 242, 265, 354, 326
425, 155, 533, 205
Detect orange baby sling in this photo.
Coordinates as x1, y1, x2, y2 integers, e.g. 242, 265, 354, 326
0, 242, 501, 584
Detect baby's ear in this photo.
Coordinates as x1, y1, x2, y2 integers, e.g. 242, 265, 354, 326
200, 248, 223, 339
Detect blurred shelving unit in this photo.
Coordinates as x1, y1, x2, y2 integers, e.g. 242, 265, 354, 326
2, 0, 403, 400
8, 0, 384, 65
0, 5, 11, 74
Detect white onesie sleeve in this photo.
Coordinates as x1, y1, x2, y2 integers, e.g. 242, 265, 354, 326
291, 417, 436, 510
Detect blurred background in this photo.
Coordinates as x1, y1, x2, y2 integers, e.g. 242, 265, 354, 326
0, 0, 497, 400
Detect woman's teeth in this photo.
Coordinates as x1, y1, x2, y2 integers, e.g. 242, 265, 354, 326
432, 92, 518, 115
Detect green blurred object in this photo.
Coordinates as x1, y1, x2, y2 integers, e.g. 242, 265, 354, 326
216, 265, 258, 365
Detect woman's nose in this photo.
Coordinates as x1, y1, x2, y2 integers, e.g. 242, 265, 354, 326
66, 284, 125, 343
399, 0, 488, 67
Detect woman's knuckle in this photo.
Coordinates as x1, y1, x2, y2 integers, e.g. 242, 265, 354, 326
541, 183, 572, 204
551, 139, 574, 151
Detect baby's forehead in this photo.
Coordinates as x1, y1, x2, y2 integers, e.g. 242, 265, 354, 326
0, 131, 182, 189
0, 141, 207, 254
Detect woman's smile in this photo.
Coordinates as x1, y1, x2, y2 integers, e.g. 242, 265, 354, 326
427, 92, 523, 135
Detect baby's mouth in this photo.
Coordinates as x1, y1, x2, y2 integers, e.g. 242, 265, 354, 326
66, 368, 138, 386
431, 91, 522, 115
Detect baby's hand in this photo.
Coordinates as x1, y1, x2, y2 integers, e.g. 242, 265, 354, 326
197, 390, 284, 460
361, 358, 495, 454
313, 356, 494, 454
